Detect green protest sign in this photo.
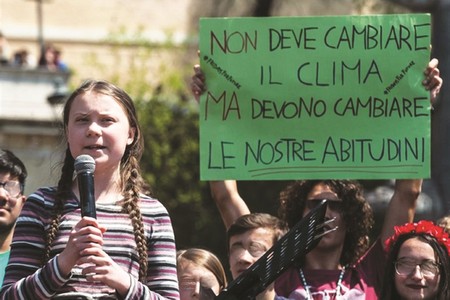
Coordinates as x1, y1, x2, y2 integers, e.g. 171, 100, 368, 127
199, 14, 431, 180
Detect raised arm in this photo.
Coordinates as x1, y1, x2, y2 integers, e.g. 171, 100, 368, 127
380, 179, 422, 244
210, 180, 250, 230
381, 59, 441, 244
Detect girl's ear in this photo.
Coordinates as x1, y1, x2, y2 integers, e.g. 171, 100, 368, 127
127, 127, 136, 145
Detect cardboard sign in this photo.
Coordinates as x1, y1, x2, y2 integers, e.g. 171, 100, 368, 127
199, 14, 431, 180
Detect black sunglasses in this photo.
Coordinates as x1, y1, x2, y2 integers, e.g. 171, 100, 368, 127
306, 199, 343, 212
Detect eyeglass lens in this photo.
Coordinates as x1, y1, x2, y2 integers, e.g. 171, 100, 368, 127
306, 199, 342, 212
0, 181, 21, 197
395, 259, 439, 276
230, 242, 267, 258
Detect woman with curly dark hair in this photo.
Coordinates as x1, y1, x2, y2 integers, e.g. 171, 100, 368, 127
274, 179, 421, 299
278, 180, 373, 268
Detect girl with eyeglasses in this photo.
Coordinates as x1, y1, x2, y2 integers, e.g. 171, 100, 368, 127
381, 220, 450, 300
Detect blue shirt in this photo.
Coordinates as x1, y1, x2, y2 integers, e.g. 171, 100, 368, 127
0, 250, 10, 287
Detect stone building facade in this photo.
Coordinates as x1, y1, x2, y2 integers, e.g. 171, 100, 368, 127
0, 0, 194, 193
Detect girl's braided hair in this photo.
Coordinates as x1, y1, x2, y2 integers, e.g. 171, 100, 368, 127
43, 80, 149, 281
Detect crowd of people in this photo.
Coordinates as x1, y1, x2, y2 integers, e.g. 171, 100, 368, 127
0, 31, 68, 71
185, 58, 447, 300
0, 41, 446, 299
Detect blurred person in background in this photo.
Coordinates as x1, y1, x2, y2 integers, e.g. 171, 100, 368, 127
0, 149, 27, 287
177, 248, 227, 300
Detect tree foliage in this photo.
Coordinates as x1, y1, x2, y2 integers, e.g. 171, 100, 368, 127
136, 89, 226, 249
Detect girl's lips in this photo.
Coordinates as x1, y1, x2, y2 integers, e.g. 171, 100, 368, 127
406, 284, 427, 290
322, 217, 336, 231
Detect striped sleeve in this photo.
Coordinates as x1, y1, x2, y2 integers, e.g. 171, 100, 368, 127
0, 188, 71, 299
124, 196, 179, 300
0, 190, 180, 299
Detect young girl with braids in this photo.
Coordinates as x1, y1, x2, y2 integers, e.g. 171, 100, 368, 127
0, 80, 179, 299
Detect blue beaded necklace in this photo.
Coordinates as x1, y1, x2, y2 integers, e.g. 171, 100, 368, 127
299, 266, 346, 300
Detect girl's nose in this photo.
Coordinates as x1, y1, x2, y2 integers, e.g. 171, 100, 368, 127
87, 122, 101, 136
410, 265, 425, 279
238, 249, 256, 265
191, 281, 200, 298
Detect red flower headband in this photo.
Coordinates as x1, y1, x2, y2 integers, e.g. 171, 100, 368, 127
385, 220, 450, 256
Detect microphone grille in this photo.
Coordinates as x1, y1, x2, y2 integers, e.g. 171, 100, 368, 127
74, 155, 96, 174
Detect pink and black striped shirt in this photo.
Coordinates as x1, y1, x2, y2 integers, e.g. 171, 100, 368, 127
0, 187, 179, 300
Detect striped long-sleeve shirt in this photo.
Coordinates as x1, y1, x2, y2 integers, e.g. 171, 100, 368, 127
0, 187, 180, 300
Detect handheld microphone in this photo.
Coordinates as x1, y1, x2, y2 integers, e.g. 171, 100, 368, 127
74, 154, 96, 218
